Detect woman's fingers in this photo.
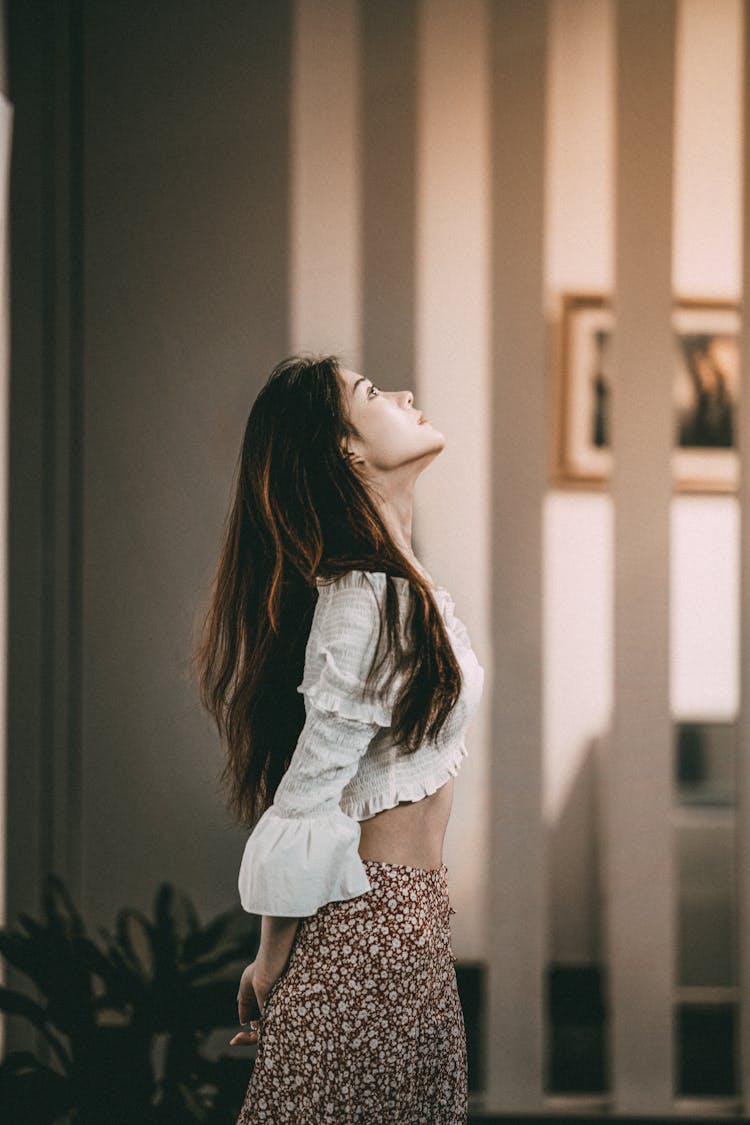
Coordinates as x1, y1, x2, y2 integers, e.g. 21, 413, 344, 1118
239, 980, 268, 1021
229, 1029, 257, 1045
230, 1019, 260, 1046
238, 994, 260, 1024
237, 961, 262, 1025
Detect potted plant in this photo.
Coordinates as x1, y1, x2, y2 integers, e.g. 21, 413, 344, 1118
0, 874, 261, 1123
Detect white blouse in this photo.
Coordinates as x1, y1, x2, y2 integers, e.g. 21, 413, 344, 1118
237, 569, 485, 917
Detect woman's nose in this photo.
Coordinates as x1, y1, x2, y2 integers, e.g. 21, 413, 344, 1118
404, 390, 414, 407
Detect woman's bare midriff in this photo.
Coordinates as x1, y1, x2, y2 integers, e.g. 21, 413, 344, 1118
357, 775, 454, 871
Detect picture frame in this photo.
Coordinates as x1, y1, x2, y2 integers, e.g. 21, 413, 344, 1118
550, 292, 740, 493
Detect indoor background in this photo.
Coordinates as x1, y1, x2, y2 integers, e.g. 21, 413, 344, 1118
3, 0, 750, 1120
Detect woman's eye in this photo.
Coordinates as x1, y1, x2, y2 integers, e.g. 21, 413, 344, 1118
367, 385, 379, 399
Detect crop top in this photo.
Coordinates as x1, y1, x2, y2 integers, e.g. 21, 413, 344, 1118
237, 569, 485, 917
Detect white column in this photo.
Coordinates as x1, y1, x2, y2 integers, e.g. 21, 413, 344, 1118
605, 0, 676, 1112
414, 0, 492, 975
737, 1, 750, 1108
290, 0, 362, 368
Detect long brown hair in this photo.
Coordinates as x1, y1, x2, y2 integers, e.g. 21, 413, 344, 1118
192, 355, 462, 828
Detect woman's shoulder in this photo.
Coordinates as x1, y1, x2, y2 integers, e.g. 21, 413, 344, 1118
312, 571, 412, 634
314, 570, 409, 596
314, 568, 450, 606
313, 570, 453, 621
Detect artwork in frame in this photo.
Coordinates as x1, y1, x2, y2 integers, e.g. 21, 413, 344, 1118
551, 292, 740, 493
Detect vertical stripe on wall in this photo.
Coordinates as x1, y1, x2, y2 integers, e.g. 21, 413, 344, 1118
739, 0, 750, 1104
0, 60, 14, 1072
674, 0, 742, 301
606, 0, 676, 1111
290, 0, 361, 367
5, 0, 83, 921
414, 0, 491, 971
5, 0, 85, 1055
361, 0, 417, 387
0, 94, 12, 931
487, 0, 548, 1111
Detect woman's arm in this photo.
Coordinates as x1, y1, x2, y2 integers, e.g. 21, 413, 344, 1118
232, 915, 300, 1044
255, 914, 300, 987
232, 575, 392, 1045
237, 575, 397, 919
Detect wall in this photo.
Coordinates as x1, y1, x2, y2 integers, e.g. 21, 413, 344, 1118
4, 0, 492, 955
544, 0, 743, 964
79, 0, 495, 954
80, 1, 292, 927
5, 0, 745, 1072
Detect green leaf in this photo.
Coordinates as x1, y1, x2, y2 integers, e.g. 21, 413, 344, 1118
92, 934, 149, 1010
0, 930, 47, 985
182, 908, 258, 964
76, 935, 120, 984
43, 875, 85, 943
114, 910, 156, 981
181, 914, 234, 963
0, 1052, 71, 1124
175, 1079, 211, 1119
0, 933, 77, 1008
92, 1004, 131, 1027
184, 941, 257, 984
0, 985, 50, 1026
155, 884, 200, 950
0, 987, 73, 1072
0, 877, 270, 1122
96, 925, 127, 968
17, 912, 49, 942
182, 980, 239, 1030
1, 1049, 45, 1071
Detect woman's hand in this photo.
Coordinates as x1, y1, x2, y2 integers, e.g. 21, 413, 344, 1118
229, 916, 300, 1046
229, 959, 276, 1046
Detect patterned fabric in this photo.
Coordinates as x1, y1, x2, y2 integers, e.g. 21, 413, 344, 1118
237, 570, 485, 918
236, 860, 467, 1125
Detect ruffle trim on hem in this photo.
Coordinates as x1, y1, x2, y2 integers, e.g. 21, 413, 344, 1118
237, 805, 372, 917
341, 739, 469, 821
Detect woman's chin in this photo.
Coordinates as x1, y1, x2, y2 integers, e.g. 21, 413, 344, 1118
421, 432, 446, 464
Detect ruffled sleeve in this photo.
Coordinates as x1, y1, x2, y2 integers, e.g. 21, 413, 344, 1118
297, 570, 400, 725
237, 572, 395, 917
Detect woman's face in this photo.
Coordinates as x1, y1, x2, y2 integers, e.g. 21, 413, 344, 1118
337, 367, 445, 474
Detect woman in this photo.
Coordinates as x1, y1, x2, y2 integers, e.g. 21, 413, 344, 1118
194, 355, 484, 1124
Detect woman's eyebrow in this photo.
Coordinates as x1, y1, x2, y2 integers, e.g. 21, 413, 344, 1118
352, 376, 368, 397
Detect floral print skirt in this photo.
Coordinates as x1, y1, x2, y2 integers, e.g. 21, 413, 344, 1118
236, 859, 467, 1125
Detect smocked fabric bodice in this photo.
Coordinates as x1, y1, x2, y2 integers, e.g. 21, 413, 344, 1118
237, 570, 485, 917
303, 573, 485, 819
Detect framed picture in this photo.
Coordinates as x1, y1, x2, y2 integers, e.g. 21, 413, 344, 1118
550, 292, 740, 493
